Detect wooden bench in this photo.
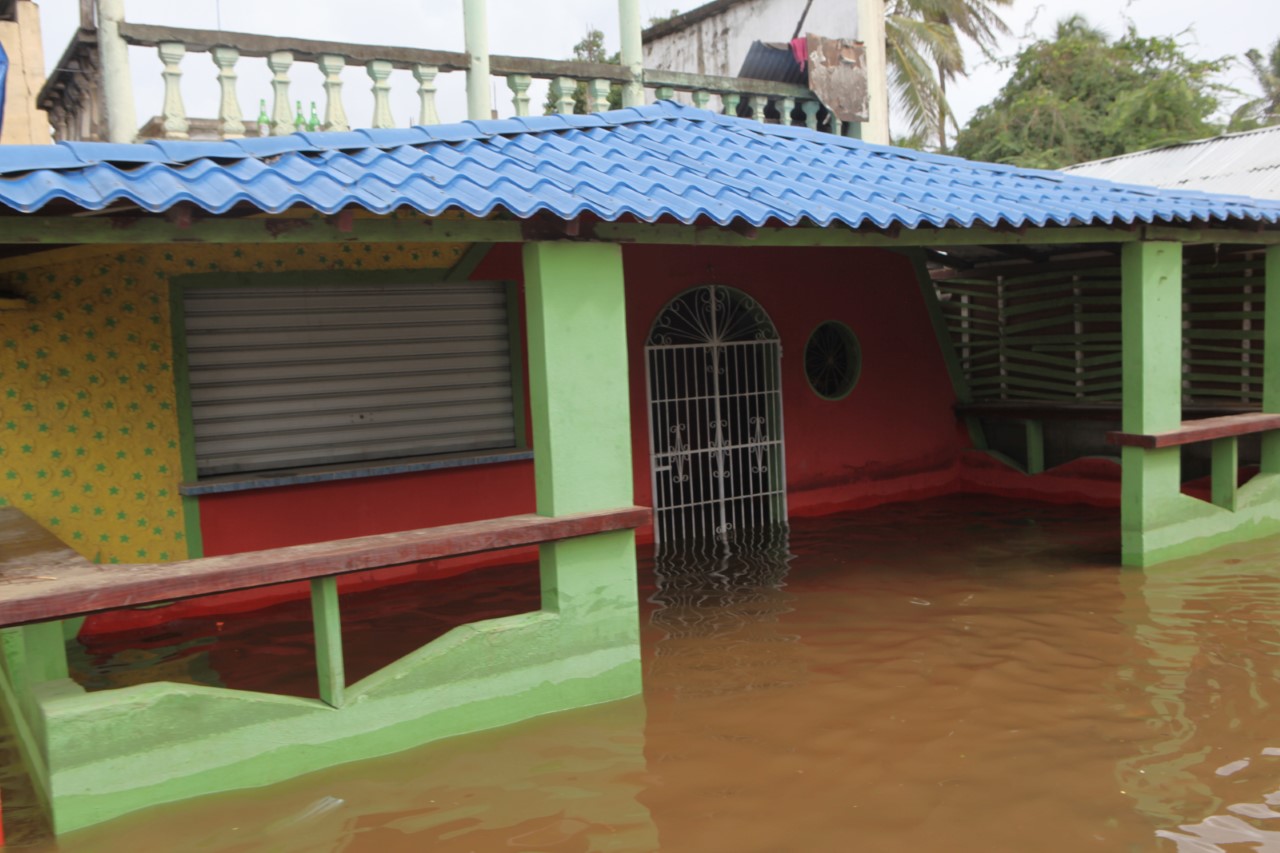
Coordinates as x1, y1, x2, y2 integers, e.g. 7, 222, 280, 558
0, 506, 651, 629
956, 401, 1260, 422
955, 401, 1267, 475
1106, 413, 1280, 449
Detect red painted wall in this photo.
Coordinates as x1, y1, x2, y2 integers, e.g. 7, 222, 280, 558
616, 245, 965, 514
85, 244, 968, 633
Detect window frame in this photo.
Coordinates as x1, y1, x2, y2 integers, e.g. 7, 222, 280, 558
803, 320, 862, 401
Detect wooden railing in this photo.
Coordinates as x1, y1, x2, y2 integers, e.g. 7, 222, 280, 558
0, 505, 650, 629
40, 22, 832, 142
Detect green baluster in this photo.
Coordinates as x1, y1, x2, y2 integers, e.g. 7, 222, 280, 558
308, 100, 321, 132
256, 98, 270, 136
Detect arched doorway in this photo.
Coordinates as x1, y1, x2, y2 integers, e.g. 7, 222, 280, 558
644, 285, 787, 543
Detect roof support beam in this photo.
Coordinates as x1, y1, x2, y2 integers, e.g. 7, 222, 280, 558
0, 216, 1275, 248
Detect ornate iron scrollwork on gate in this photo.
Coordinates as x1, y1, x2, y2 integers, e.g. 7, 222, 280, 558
645, 285, 788, 544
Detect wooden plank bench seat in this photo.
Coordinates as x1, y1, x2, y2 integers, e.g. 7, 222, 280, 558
0, 505, 651, 629
1106, 413, 1280, 449
955, 400, 1271, 475
956, 401, 1260, 422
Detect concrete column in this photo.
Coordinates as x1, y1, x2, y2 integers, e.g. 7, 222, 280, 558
524, 242, 633, 516
618, 0, 644, 107
463, 0, 491, 120
95, 0, 137, 143
1120, 241, 1183, 566
855, 0, 888, 144
1261, 246, 1280, 473
522, 243, 640, 676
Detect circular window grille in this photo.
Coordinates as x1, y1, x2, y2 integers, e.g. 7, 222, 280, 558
804, 321, 861, 400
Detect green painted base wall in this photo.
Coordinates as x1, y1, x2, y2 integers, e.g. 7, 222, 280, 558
1122, 472, 1280, 566
1, 536, 641, 834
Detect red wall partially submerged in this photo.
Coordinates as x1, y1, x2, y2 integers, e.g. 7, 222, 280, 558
614, 245, 965, 515
86, 243, 1082, 633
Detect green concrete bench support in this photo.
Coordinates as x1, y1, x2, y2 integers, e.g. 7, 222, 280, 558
1116, 243, 1280, 566
0, 240, 647, 835
310, 576, 345, 708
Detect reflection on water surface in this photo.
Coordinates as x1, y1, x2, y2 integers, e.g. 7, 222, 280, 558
8, 495, 1280, 851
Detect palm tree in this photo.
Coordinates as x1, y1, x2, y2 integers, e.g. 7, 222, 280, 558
885, 0, 1013, 150
1230, 39, 1280, 130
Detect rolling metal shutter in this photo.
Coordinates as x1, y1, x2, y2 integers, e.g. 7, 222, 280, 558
183, 282, 517, 477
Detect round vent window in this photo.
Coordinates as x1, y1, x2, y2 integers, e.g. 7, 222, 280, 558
804, 321, 861, 400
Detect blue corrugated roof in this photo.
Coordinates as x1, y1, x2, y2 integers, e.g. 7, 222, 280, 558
1, 102, 1278, 230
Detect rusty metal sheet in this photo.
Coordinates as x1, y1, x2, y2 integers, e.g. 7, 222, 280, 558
806, 34, 868, 123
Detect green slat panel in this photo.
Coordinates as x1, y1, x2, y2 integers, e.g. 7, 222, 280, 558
1185, 357, 1264, 369
1183, 311, 1265, 321
1004, 315, 1096, 335
1003, 333, 1122, 345
1002, 295, 1121, 317
1182, 371, 1264, 384
1183, 329, 1265, 341
1184, 261, 1265, 274
1184, 387, 1264, 400
1003, 363, 1121, 382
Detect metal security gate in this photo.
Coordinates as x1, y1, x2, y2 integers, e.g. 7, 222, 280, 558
645, 285, 787, 543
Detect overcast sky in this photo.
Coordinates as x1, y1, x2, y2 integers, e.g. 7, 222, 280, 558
35, 0, 1280, 135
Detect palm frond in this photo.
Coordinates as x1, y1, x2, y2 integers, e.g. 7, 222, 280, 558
886, 15, 948, 138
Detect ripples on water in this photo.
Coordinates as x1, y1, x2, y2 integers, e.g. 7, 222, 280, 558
8, 495, 1280, 851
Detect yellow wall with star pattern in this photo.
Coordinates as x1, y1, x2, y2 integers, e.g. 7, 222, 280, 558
0, 241, 466, 564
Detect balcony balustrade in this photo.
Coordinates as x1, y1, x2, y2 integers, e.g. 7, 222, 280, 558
39, 23, 836, 144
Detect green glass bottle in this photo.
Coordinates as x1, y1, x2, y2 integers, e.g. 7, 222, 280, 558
294, 100, 306, 130
308, 101, 321, 132
256, 98, 270, 136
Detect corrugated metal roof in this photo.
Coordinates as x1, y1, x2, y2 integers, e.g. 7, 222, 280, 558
1, 102, 1278, 229
1062, 126, 1280, 200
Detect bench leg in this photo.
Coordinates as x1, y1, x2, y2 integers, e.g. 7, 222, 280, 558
1211, 436, 1238, 511
310, 576, 345, 708
1021, 419, 1044, 475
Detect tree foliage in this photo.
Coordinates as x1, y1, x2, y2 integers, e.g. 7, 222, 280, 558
542, 29, 623, 116
886, 0, 1013, 150
1229, 38, 1280, 131
953, 16, 1229, 168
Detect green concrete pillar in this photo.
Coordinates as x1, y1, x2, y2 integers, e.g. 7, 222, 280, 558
1121, 241, 1184, 566
522, 242, 641, 670
1262, 246, 1280, 473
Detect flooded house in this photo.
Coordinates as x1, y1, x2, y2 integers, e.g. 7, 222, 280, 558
2, 0, 1280, 839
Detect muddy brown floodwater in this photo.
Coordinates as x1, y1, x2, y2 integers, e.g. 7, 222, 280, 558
7, 494, 1280, 851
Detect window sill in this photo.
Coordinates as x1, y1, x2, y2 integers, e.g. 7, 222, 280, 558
179, 449, 534, 496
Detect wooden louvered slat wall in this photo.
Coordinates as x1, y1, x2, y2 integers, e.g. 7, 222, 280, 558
1183, 260, 1265, 404
936, 261, 1123, 402
934, 255, 1267, 405
183, 282, 517, 477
